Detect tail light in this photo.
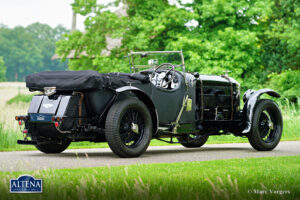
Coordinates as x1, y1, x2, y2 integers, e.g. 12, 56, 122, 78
51, 116, 63, 122
54, 122, 59, 127
15, 115, 29, 121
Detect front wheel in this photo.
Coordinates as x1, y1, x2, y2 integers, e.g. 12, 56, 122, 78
248, 99, 283, 151
177, 133, 209, 148
105, 98, 152, 158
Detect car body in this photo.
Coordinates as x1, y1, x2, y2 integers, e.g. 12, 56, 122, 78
16, 51, 283, 157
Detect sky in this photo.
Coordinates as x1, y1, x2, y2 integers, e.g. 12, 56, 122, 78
0, 0, 95, 31
0, 0, 193, 31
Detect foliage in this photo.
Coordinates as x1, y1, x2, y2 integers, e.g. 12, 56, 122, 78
1, 156, 300, 199
6, 94, 34, 105
56, 0, 300, 99
0, 23, 69, 81
267, 70, 300, 102
0, 57, 6, 82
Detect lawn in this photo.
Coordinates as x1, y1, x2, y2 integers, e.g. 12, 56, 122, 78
0, 155, 299, 200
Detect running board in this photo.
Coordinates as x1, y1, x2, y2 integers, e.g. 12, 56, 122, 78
17, 140, 37, 145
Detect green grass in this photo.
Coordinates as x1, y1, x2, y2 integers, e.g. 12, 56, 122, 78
0, 156, 299, 200
6, 94, 34, 105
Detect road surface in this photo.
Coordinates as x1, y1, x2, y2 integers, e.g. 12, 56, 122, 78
0, 141, 299, 171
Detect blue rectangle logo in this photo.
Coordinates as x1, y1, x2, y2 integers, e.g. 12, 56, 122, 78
10, 175, 42, 193
29, 113, 52, 122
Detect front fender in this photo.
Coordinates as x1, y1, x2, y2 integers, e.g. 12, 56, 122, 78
115, 86, 158, 134
242, 89, 280, 134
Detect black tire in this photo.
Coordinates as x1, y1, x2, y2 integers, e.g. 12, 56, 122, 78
34, 138, 70, 154
178, 133, 209, 148
248, 99, 283, 151
105, 98, 152, 158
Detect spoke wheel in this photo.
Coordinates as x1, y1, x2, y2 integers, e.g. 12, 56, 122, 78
248, 99, 282, 151
258, 111, 276, 143
119, 109, 145, 148
105, 98, 152, 158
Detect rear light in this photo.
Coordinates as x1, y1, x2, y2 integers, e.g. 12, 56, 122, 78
23, 129, 28, 134
54, 122, 59, 127
51, 116, 63, 122
18, 120, 22, 126
15, 115, 29, 121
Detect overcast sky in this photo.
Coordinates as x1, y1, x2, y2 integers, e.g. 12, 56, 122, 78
0, 0, 192, 31
0, 0, 100, 30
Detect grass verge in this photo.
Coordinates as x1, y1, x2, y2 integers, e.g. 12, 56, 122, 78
6, 94, 34, 105
0, 156, 299, 200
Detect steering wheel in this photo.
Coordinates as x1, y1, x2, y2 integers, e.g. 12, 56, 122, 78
153, 63, 176, 88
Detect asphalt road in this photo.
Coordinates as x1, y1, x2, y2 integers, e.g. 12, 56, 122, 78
1, 141, 300, 171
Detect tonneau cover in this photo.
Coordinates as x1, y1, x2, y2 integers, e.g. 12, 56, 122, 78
26, 70, 150, 91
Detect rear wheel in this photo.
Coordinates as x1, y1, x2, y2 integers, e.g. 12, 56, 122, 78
178, 133, 209, 148
248, 99, 283, 151
105, 98, 152, 158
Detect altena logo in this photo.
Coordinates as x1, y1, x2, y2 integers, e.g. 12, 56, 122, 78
10, 175, 42, 193
37, 115, 45, 121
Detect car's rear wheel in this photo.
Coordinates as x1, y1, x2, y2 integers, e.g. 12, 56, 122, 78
177, 133, 209, 148
105, 98, 152, 158
248, 99, 283, 151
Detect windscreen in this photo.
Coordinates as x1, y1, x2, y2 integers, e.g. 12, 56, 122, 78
130, 52, 183, 72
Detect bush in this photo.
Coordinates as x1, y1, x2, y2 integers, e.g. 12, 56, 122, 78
267, 70, 300, 103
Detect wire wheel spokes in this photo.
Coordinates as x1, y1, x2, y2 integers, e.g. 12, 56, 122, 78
119, 109, 145, 148
258, 111, 275, 143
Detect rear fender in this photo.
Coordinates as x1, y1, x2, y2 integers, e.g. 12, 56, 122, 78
115, 86, 158, 134
242, 89, 280, 134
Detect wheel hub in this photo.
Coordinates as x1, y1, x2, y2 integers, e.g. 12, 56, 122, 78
259, 112, 274, 139
131, 122, 139, 134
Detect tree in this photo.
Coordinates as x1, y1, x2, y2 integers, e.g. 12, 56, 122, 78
0, 23, 69, 81
56, 0, 300, 98
0, 57, 6, 81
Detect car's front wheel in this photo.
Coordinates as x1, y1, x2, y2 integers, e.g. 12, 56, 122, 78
105, 98, 152, 158
248, 99, 283, 151
177, 133, 209, 148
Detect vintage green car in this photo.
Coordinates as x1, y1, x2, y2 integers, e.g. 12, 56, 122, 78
16, 51, 282, 157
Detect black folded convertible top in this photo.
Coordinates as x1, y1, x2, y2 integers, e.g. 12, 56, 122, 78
26, 70, 150, 91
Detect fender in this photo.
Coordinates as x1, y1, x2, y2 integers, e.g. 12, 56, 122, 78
242, 88, 280, 134
115, 86, 158, 134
